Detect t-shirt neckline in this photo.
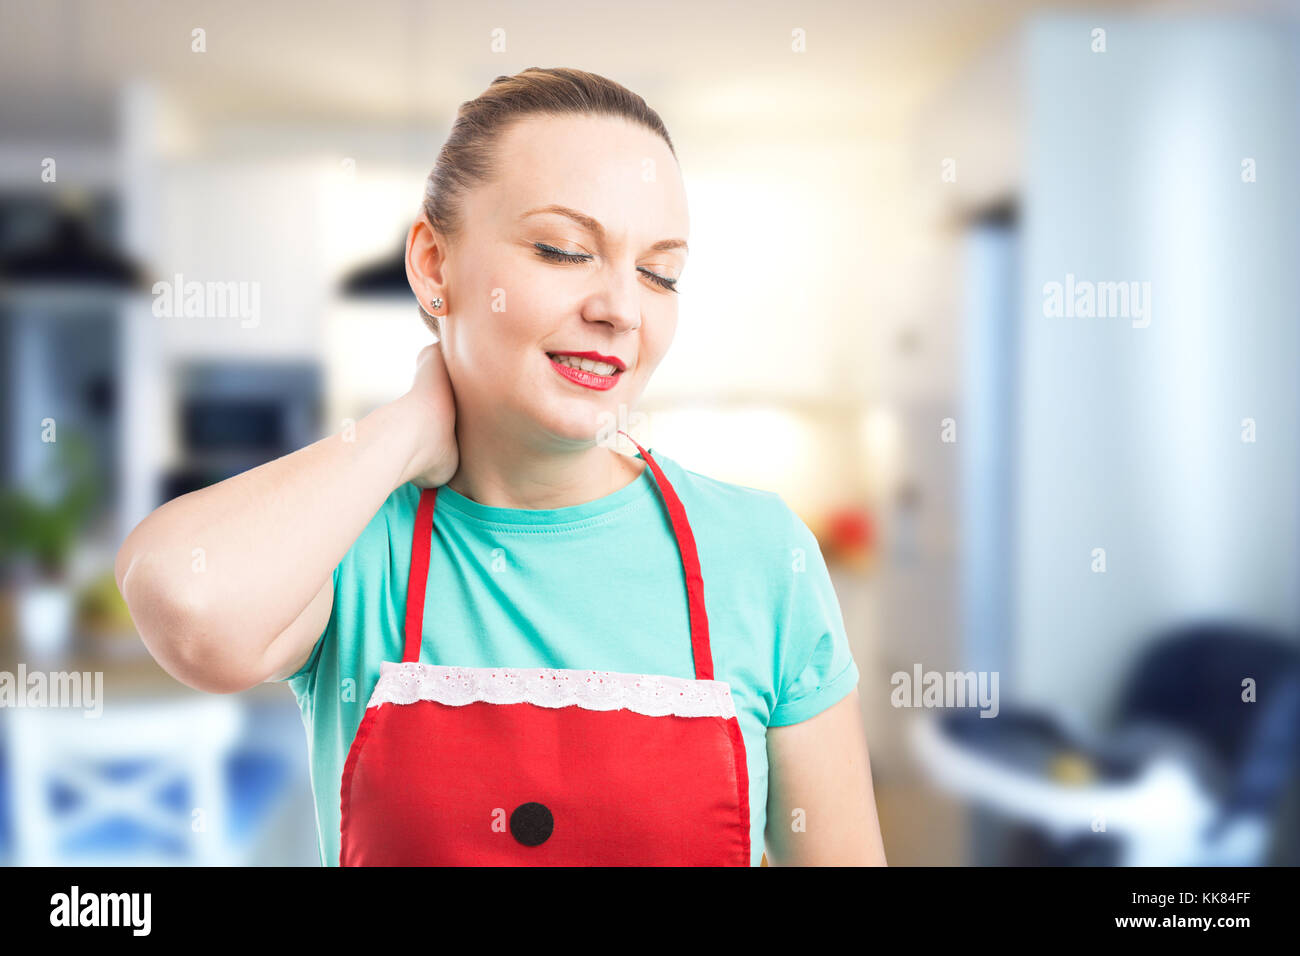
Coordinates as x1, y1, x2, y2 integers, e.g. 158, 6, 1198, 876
433, 450, 656, 528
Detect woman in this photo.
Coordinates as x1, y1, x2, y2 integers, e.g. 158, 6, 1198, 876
116, 67, 887, 867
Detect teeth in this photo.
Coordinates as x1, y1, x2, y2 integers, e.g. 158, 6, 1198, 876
550, 354, 618, 375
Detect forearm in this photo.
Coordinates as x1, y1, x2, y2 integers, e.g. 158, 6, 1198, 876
116, 398, 418, 686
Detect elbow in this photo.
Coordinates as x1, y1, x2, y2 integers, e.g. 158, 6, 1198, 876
117, 552, 263, 695
167, 644, 267, 695
161, 617, 265, 694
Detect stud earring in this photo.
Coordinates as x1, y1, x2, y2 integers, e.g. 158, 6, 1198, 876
429, 297, 443, 311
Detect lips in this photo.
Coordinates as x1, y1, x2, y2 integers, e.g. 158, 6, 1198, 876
546, 350, 624, 392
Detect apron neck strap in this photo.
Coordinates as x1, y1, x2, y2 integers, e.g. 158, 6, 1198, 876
616, 430, 714, 681
402, 433, 715, 682
403, 486, 438, 665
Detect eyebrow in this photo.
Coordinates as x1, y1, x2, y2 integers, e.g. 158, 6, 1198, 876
518, 204, 688, 254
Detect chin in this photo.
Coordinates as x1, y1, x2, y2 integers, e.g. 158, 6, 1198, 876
532, 402, 619, 446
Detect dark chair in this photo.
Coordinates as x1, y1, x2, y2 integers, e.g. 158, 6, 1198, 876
912, 620, 1300, 865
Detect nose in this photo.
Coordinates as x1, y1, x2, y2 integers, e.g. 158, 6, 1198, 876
581, 260, 641, 334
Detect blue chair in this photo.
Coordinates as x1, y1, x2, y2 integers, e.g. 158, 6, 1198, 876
4, 697, 244, 865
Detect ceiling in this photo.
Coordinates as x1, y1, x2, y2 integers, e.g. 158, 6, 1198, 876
10, 0, 1276, 144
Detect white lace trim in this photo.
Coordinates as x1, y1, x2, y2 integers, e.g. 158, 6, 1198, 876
367, 661, 737, 719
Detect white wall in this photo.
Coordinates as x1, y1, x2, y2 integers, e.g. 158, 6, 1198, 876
1017, 14, 1300, 722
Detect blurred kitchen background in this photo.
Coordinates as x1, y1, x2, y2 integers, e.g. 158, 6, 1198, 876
1, 0, 1298, 865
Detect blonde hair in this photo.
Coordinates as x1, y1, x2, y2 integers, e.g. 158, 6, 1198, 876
417, 67, 676, 336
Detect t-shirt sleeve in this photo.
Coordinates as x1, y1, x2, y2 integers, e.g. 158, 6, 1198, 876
274, 481, 417, 694
272, 560, 341, 689
768, 500, 860, 727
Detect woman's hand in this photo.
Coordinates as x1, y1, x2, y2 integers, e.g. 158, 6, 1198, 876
396, 341, 459, 489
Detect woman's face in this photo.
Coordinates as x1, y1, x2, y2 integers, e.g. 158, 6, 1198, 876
411, 112, 689, 450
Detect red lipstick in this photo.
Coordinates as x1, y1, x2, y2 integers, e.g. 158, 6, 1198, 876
546, 350, 625, 391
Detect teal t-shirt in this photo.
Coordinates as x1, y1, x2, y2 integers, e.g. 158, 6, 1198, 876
279, 448, 860, 866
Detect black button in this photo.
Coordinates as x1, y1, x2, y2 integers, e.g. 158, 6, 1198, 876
510, 802, 553, 846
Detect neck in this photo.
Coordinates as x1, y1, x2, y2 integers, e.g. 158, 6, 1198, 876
444, 409, 645, 510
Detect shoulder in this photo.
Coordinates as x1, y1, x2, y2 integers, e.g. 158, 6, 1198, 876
363, 481, 424, 539
382, 480, 424, 520
648, 449, 781, 512
337, 481, 424, 575
647, 450, 813, 565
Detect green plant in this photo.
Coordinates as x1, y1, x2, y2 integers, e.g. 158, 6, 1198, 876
77, 567, 133, 633
0, 428, 99, 577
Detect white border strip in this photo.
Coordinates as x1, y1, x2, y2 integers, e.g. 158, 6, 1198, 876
368, 660, 737, 719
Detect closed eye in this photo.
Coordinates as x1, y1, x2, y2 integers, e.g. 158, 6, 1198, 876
533, 242, 679, 294
534, 242, 590, 265
638, 267, 678, 293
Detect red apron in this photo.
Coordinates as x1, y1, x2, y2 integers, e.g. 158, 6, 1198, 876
339, 431, 751, 865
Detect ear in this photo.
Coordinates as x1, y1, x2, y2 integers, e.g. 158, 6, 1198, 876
406, 210, 448, 322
